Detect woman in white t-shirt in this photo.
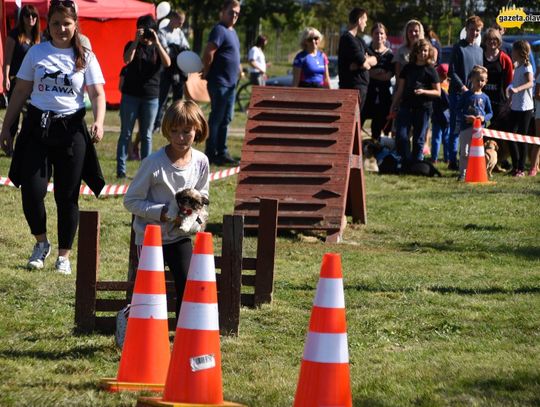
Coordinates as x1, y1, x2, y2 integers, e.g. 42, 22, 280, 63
506, 40, 534, 177
248, 35, 268, 86
0, 0, 106, 274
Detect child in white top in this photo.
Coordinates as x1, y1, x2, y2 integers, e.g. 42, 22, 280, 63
506, 40, 534, 177
124, 100, 209, 316
531, 71, 540, 177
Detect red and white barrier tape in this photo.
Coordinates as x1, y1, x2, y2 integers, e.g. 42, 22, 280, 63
0, 166, 240, 196
483, 129, 540, 145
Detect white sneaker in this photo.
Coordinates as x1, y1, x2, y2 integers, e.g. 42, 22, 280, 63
55, 256, 72, 275
27, 241, 51, 269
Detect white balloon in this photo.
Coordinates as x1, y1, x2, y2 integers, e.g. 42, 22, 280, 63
156, 2, 171, 20
158, 18, 170, 30
177, 51, 203, 74
459, 27, 482, 46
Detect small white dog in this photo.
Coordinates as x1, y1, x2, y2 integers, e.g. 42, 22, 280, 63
166, 188, 209, 233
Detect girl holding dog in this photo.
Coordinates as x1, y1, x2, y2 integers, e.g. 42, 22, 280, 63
124, 100, 210, 317
0, 0, 106, 274
390, 39, 441, 163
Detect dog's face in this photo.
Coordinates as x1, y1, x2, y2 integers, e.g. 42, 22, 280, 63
175, 189, 209, 214
362, 139, 383, 159
485, 140, 498, 151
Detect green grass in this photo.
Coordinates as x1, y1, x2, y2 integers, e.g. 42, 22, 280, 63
0, 109, 539, 406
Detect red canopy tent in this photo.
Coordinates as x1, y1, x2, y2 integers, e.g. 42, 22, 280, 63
2, 0, 155, 105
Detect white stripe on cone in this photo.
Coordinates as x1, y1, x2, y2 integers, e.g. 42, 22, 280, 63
303, 332, 349, 363
177, 302, 219, 330
314, 278, 345, 308
138, 245, 165, 271
469, 146, 484, 157
129, 293, 168, 319
187, 254, 216, 282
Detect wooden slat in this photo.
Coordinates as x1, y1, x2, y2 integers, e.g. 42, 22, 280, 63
218, 215, 243, 336
74, 211, 100, 333
254, 199, 278, 305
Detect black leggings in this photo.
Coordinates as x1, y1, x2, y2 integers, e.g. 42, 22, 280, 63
163, 238, 193, 318
20, 131, 87, 249
508, 110, 532, 172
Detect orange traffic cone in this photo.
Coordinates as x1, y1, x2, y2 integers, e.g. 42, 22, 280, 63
465, 118, 493, 184
137, 232, 245, 407
294, 253, 352, 407
100, 224, 171, 392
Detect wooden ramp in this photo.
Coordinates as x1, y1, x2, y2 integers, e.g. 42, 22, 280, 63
234, 86, 366, 242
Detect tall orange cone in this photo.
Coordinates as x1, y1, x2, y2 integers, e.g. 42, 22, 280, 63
100, 224, 171, 392
137, 232, 245, 407
465, 118, 492, 184
294, 253, 352, 407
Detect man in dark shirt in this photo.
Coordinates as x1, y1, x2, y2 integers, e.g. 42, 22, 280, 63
338, 8, 377, 111
202, 0, 242, 166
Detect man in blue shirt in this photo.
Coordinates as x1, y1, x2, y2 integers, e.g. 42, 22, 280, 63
202, 0, 242, 166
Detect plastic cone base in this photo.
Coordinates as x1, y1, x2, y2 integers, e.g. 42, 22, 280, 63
99, 378, 164, 393
465, 181, 497, 185
136, 397, 246, 407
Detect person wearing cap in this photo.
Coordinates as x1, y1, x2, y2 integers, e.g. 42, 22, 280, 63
430, 63, 450, 162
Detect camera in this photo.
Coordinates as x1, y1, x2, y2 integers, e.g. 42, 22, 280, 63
143, 28, 153, 39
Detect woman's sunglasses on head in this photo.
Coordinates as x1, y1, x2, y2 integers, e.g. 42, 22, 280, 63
50, 0, 76, 10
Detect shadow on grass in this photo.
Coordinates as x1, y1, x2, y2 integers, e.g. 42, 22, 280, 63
0, 343, 107, 360
401, 239, 540, 261
348, 284, 540, 295
352, 396, 387, 406
457, 371, 540, 404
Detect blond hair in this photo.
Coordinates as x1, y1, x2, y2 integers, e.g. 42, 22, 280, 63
470, 65, 488, 80
512, 40, 531, 66
482, 28, 502, 48
402, 20, 425, 48
162, 100, 209, 143
300, 27, 323, 50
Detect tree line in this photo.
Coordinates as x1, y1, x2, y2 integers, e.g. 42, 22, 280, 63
146, 0, 540, 53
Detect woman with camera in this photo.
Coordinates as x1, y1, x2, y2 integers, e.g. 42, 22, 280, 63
116, 14, 171, 179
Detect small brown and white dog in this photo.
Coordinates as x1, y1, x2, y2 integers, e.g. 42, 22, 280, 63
168, 188, 209, 233
485, 139, 498, 178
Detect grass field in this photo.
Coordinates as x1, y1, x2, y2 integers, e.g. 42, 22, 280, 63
0, 108, 539, 406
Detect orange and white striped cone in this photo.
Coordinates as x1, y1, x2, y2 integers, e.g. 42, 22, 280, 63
100, 224, 171, 392
293, 253, 352, 407
465, 118, 493, 184
137, 232, 245, 407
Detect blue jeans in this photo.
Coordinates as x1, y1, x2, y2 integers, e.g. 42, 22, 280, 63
206, 81, 236, 159
431, 121, 450, 162
447, 91, 463, 165
395, 106, 431, 163
154, 70, 184, 130
117, 94, 159, 176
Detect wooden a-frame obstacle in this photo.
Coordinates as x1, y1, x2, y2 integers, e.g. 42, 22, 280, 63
234, 86, 366, 242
